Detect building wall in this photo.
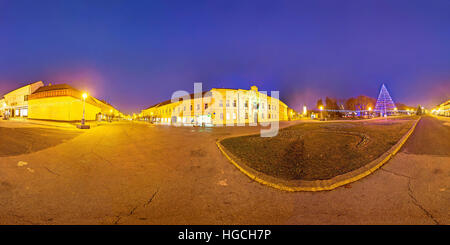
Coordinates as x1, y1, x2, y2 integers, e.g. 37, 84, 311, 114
437, 100, 450, 117
3, 81, 44, 117
142, 86, 292, 126
28, 96, 101, 121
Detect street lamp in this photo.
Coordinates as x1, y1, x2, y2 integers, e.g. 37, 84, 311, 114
81, 93, 88, 125
319, 105, 323, 119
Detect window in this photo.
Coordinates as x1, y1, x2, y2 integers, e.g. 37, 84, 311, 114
226, 113, 230, 120
233, 100, 236, 107
262, 113, 264, 119
233, 112, 236, 120
219, 100, 223, 107
226, 100, 230, 107
245, 112, 248, 119
245, 101, 248, 108
184, 106, 186, 111
220, 113, 223, 119
190, 105, 193, 111
205, 103, 208, 109
268, 105, 271, 110
197, 104, 200, 110
262, 103, 265, 109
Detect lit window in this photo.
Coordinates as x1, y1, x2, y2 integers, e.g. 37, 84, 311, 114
226, 100, 230, 107
226, 113, 230, 120
220, 113, 223, 119
233, 113, 236, 120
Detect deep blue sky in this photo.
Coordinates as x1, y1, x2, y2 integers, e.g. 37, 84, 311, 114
1, 0, 449, 113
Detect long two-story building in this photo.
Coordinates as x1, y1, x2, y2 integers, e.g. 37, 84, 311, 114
141, 85, 296, 126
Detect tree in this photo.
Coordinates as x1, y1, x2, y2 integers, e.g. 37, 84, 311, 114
345, 97, 357, 111
325, 97, 340, 118
316, 99, 323, 110
416, 105, 423, 115
325, 97, 339, 110
355, 95, 376, 111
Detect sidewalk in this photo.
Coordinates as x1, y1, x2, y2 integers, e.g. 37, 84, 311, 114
1, 118, 103, 129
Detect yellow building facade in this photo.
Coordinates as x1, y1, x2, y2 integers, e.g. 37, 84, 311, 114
28, 84, 121, 121
433, 100, 450, 117
2, 81, 44, 117
141, 86, 293, 126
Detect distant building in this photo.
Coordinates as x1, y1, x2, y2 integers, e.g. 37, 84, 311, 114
27, 83, 122, 121
434, 100, 450, 117
141, 85, 295, 126
2, 81, 44, 117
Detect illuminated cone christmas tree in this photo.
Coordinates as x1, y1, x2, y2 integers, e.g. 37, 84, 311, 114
375, 84, 396, 116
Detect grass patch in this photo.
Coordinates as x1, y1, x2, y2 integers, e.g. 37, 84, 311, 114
220, 117, 417, 181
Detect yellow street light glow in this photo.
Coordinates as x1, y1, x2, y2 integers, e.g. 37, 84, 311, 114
110, 109, 113, 113
368, 107, 372, 111
394, 107, 398, 111
82, 93, 88, 100
319, 105, 323, 111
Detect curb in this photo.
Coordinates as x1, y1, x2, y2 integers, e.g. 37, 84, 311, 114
216, 117, 421, 192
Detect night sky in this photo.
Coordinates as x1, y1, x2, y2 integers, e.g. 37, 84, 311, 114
1, 0, 449, 114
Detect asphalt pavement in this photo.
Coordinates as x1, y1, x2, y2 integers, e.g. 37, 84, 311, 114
0, 117, 448, 224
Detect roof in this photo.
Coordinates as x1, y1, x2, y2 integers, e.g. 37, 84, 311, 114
3, 81, 44, 96
32, 84, 80, 94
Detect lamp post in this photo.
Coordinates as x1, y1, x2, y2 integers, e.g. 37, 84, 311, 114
81, 93, 88, 125
319, 105, 323, 120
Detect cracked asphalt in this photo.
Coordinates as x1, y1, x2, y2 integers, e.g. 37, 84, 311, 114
0, 116, 448, 224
